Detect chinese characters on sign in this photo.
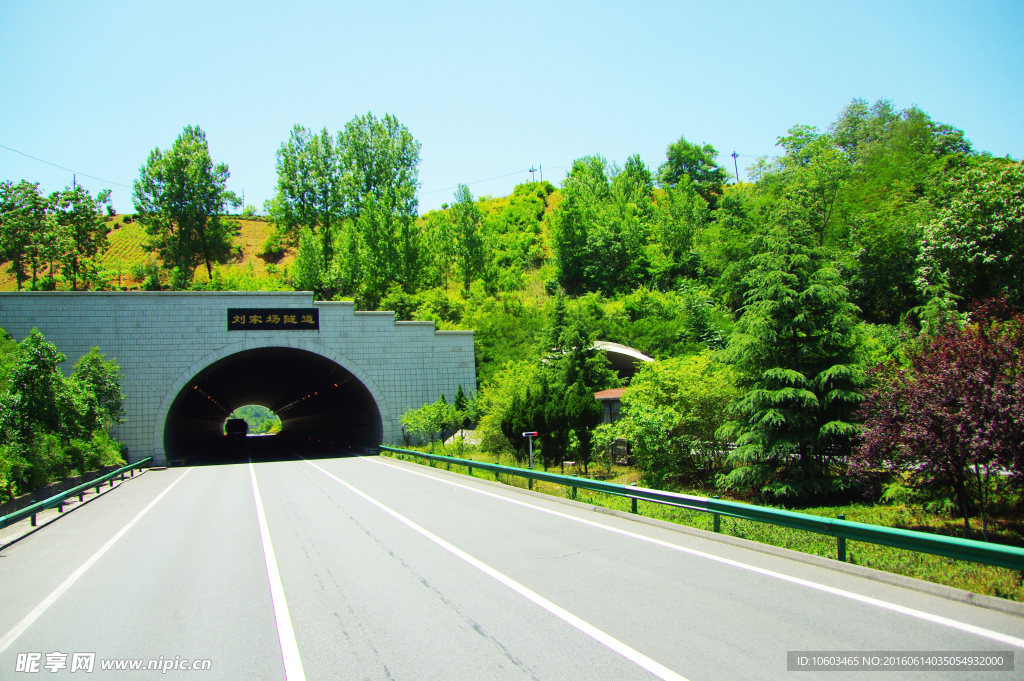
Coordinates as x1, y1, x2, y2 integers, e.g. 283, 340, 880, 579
227, 309, 319, 331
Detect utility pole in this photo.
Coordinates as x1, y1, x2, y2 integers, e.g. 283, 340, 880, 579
528, 166, 536, 182
731, 152, 740, 183
539, 164, 543, 183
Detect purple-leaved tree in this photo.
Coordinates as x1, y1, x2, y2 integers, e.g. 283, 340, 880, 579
853, 298, 1024, 541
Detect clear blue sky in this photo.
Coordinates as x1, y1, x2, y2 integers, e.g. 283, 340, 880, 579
2, 0, 1021, 215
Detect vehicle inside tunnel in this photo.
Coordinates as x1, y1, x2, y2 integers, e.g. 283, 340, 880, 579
163, 347, 383, 461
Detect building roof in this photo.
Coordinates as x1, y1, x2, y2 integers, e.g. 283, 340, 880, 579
594, 388, 627, 400
592, 341, 654, 379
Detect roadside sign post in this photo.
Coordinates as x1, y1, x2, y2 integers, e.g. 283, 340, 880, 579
522, 432, 538, 490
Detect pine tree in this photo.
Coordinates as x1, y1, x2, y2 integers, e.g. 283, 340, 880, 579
544, 311, 618, 472
719, 228, 864, 501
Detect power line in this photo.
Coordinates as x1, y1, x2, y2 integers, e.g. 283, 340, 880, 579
421, 164, 575, 197
421, 168, 533, 196
0, 143, 131, 188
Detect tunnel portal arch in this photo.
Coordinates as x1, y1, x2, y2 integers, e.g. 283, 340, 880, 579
0, 292, 476, 465
156, 340, 391, 460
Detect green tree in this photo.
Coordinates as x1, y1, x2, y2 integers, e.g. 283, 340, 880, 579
356, 191, 409, 306
481, 181, 553, 281
0, 180, 47, 290
917, 161, 1024, 307
770, 126, 853, 247
0, 329, 70, 443
551, 156, 651, 295
400, 394, 456, 451
0, 330, 126, 499
69, 347, 125, 433
0, 330, 19, 394
719, 229, 865, 501
604, 351, 741, 487
342, 113, 422, 299
293, 227, 328, 296
552, 156, 608, 295
542, 312, 618, 472
822, 99, 973, 323
451, 185, 486, 291
52, 184, 111, 290
0, 181, 64, 290
648, 180, 708, 288
342, 112, 421, 219
419, 208, 457, 289
477, 360, 542, 457
266, 125, 347, 274
658, 136, 728, 206
453, 384, 470, 428
133, 125, 240, 288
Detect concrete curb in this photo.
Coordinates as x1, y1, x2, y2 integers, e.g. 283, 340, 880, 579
380, 455, 1024, 619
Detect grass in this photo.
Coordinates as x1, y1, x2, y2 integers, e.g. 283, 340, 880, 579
383, 445, 1024, 602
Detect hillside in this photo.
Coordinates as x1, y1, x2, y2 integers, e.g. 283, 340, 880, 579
0, 216, 298, 291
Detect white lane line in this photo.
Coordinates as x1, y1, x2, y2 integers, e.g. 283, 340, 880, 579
249, 461, 307, 681
0, 468, 192, 655
367, 455, 1024, 649
303, 458, 688, 681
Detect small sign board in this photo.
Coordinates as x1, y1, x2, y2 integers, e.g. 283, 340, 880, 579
227, 308, 319, 331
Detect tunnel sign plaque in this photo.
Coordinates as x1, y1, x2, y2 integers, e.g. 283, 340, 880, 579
227, 308, 319, 331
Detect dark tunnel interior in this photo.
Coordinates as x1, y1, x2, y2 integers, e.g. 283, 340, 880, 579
164, 347, 382, 461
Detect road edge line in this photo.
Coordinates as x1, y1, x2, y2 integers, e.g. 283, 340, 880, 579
367, 454, 1024, 649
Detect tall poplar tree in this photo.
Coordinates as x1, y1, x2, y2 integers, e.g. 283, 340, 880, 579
451, 184, 485, 291
267, 125, 347, 273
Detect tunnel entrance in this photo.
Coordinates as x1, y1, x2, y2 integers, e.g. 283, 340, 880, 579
163, 347, 383, 461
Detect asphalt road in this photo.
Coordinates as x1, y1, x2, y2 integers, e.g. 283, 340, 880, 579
2, 449, 1023, 680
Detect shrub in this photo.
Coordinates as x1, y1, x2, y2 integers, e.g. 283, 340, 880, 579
261, 231, 286, 261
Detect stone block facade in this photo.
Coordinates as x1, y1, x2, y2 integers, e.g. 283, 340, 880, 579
0, 292, 475, 464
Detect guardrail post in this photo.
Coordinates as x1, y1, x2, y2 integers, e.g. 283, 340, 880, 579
468, 464, 473, 477
570, 475, 577, 500
31, 513, 37, 527
713, 496, 721, 533
630, 483, 638, 514
836, 514, 846, 562
78, 491, 84, 502
58, 501, 63, 513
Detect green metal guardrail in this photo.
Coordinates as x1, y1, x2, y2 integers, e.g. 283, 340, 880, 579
0, 457, 153, 530
380, 446, 1024, 572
